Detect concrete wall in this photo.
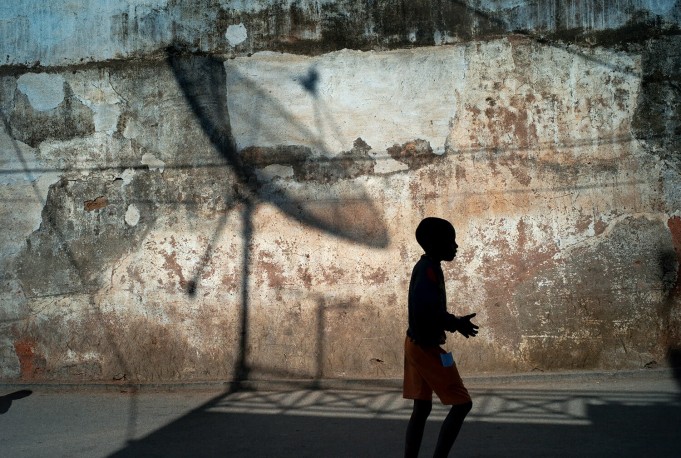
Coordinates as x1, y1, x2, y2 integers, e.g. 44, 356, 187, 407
1, 1, 680, 382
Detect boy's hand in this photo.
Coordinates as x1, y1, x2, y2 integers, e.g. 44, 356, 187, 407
457, 313, 479, 338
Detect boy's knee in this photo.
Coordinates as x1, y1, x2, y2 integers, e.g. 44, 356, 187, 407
413, 399, 433, 417
461, 400, 473, 415
464, 400, 472, 413
452, 400, 472, 416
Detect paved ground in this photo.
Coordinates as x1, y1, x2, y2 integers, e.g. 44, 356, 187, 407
1, 370, 680, 457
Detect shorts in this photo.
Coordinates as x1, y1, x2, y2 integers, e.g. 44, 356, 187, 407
403, 336, 471, 405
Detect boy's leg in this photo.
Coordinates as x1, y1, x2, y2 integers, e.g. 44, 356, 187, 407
432, 401, 473, 458
404, 337, 435, 457
405, 399, 432, 458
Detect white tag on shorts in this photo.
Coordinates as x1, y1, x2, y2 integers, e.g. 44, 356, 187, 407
440, 352, 454, 367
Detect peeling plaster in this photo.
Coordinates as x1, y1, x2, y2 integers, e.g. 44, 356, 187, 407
226, 47, 464, 154
0, 126, 40, 185
16, 73, 65, 111
141, 152, 165, 172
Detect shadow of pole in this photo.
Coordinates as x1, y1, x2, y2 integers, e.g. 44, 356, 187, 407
235, 199, 253, 386
167, 48, 391, 389
315, 297, 326, 384
311, 296, 355, 388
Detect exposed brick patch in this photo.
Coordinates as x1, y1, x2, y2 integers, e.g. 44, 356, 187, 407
13, 338, 44, 380
84, 196, 109, 212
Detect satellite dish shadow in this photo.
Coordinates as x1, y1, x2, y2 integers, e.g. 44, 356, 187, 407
166, 50, 389, 249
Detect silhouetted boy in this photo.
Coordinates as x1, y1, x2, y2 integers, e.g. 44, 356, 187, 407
404, 217, 478, 457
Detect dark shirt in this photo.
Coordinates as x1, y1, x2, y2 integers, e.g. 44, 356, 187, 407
407, 255, 458, 346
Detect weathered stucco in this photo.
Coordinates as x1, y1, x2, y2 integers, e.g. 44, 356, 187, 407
1, 1, 680, 66
0, 1, 680, 382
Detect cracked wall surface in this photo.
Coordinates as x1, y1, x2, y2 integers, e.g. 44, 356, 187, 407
0, 1, 680, 382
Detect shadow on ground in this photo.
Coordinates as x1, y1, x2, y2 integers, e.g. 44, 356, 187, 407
110, 387, 681, 457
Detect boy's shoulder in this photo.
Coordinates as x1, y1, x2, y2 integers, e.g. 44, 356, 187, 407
412, 255, 441, 283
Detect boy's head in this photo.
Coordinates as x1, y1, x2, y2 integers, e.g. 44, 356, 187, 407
415, 217, 458, 261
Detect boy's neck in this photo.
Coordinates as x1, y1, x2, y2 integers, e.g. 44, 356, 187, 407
424, 253, 441, 263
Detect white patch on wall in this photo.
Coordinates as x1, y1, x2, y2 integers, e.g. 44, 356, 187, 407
68, 71, 122, 134
226, 23, 248, 46
434, 30, 443, 45
64, 349, 101, 363
123, 118, 144, 139
408, 30, 417, 43
125, 204, 140, 226
256, 164, 295, 181
226, 47, 464, 155
141, 152, 165, 172
17, 73, 65, 111
118, 168, 135, 186
92, 104, 120, 134
433, 30, 456, 45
